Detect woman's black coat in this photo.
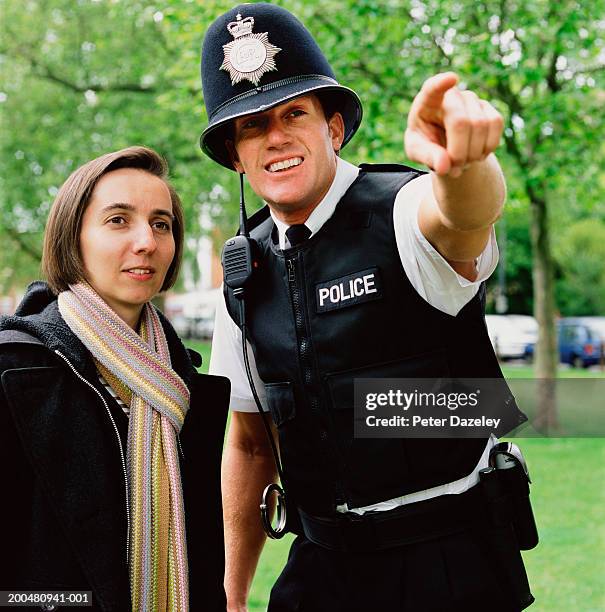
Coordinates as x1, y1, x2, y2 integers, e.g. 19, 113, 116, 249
0, 282, 230, 611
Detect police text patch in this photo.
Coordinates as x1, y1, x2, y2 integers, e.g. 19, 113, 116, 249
315, 267, 382, 313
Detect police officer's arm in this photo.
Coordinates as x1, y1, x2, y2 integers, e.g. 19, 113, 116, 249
404, 72, 506, 281
222, 410, 278, 611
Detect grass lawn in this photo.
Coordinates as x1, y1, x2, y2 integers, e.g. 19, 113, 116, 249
186, 341, 605, 611
502, 364, 605, 378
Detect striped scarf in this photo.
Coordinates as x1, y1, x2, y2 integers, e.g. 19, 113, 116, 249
58, 282, 190, 611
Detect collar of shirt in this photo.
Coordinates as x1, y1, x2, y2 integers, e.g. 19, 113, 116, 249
270, 158, 360, 250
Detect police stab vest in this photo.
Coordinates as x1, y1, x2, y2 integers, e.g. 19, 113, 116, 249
225, 164, 527, 516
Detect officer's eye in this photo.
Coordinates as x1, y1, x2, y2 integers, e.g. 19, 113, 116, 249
107, 216, 126, 225
289, 109, 305, 118
241, 118, 261, 130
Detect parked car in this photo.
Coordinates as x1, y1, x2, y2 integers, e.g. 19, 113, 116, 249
506, 315, 538, 339
485, 314, 536, 360
168, 315, 214, 340
506, 314, 538, 360
526, 318, 605, 368
558, 318, 604, 368
192, 316, 215, 340
170, 314, 197, 340
573, 317, 605, 343
164, 290, 220, 340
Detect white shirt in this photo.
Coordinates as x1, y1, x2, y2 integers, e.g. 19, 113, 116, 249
209, 158, 499, 513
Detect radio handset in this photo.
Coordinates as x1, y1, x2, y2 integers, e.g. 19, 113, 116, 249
221, 172, 258, 293
221, 172, 288, 539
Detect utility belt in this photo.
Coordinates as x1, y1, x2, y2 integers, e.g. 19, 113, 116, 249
291, 442, 537, 610
295, 441, 538, 554
298, 484, 483, 553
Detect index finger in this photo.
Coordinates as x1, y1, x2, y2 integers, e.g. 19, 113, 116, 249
414, 72, 459, 110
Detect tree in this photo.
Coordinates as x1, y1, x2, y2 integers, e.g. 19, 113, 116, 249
300, 0, 605, 404
2, 1, 604, 405
0, 0, 248, 291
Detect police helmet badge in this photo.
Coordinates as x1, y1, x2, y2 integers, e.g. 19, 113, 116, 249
221, 13, 281, 86
201, 3, 363, 169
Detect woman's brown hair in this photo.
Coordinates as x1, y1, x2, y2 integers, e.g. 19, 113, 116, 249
42, 146, 184, 294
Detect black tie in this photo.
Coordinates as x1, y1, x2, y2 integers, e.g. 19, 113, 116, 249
285, 224, 311, 247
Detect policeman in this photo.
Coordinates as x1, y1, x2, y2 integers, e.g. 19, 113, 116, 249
200, 4, 534, 611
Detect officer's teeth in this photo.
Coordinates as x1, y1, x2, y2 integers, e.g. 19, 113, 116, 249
268, 157, 302, 172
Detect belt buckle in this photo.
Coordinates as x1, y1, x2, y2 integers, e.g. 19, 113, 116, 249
340, 512, 378, 552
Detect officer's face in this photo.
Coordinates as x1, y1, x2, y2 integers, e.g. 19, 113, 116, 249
228, 95, 345, 222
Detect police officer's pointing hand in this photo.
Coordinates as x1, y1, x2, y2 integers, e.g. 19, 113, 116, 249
404, 72, 504, 178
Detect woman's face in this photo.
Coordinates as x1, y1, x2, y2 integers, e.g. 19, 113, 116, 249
79, 168, 175, 328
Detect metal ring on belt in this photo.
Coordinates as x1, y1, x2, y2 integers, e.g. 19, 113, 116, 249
261, 483, 288, 539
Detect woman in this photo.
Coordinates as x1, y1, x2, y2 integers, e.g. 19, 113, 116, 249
0, 146, 229, 611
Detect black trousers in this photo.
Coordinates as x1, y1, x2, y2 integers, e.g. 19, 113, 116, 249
268, 525, 534, 612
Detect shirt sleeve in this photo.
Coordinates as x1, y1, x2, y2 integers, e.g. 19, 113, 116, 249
393, 173, 499, 317
208, 287, 268, 412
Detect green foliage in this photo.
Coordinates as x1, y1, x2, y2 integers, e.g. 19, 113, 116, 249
0, 0, 247, 289
554, 218, 605, 315
487, 210, 534, 314
1, 0, 604, 316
